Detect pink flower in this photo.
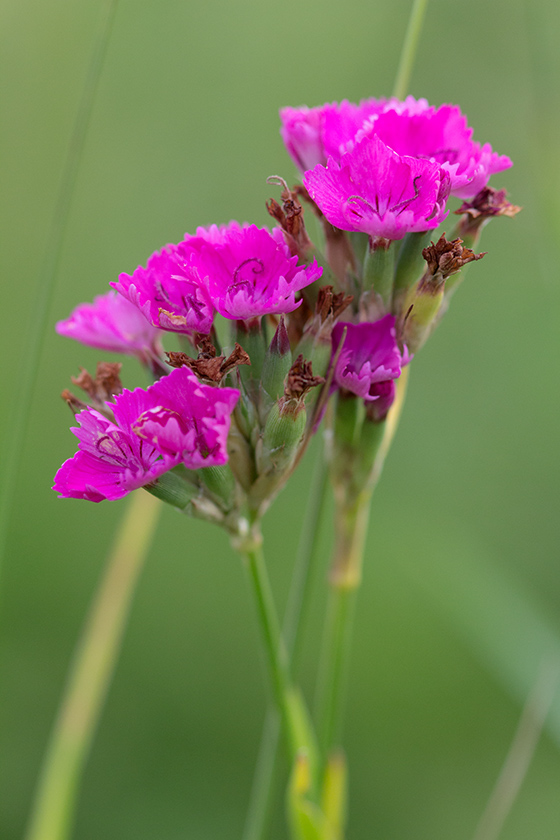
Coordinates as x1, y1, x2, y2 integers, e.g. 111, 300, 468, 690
56, 291, 163, 362
367, 103, 512, 198
112, 244, 215, 335
304, 133, 450, 240
280, 97, 427, 172
181, 222, 322, 320
282, 98, 511, 200
53, 367, 239, 502
332, 316, 405, 408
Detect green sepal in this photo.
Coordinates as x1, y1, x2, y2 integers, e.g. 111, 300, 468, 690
261, 316, 293, 403
197, 464, 236, 511
362, 239, 395, 309
258, 402, 306, 475
144, 466, 199, 510
401, 278, 444, 353
393, 231, 432, 295
236, 320, 266, 386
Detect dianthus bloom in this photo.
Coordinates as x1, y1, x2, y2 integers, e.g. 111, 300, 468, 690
280, 96, 426, 172
332, 316, 405, 412
56, 291, 163, 362
112, 244, 215, 335
367, 103, 512, 198
305, 133, 450, 240
53, 367, 239, 502
281, 97, 511, 200
180, 222, 322, 320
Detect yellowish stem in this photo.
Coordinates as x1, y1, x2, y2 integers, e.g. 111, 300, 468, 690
25, 492, 161, 840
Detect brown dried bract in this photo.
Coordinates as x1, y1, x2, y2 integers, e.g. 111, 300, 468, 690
167, 342, 250, 383
315, 286, 353, 323
455, 187, 521, 220
266, 176, 313, 259
72, 362, 123, 401
61, 389, 88, 415
422, 233, 486, 280
283, 355, 325, 401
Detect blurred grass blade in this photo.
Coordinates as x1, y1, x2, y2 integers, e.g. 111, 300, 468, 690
473, 658, 559, 840
25, 491, 160, 840
396, 523, 560, 748
0, 0, 119, 583
392, 0, 430, 99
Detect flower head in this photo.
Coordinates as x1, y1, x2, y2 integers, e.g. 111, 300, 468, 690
56, 291, 162, 361
367, 103, 512, 198
332, 316, 405, 404
304, 133, 450, 241
280, 97, 428, 172
53, 367, 239, 502
181, 222, 322, 320
112, 244, 215, 335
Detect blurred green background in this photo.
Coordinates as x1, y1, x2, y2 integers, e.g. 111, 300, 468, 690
1, 0, 560, 837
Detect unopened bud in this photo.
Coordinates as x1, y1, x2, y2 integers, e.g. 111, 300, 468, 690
400, 233, 485, 352
259, 401, 307, 474
261, 316, 293, 401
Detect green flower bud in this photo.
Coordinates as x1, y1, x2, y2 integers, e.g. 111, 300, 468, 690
261, 316, 292, 402
400, 233, 485, 352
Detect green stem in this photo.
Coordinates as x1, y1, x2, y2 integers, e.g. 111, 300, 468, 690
241, 531, 316, 771
392, 0, 430, 100
242, 456, 329, 840
315, 585, 357, 759
0, 0, 119, 585
24, 491, 161, 840
316, 370, 410, 767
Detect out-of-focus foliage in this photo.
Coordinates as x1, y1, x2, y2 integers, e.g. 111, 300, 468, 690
1, 0, 559, 838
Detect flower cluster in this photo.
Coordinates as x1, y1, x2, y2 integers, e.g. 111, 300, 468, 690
54, 95, 517, 529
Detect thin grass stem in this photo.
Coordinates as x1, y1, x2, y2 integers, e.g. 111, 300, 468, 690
0, 0, 119, 583
24, 491, 161, 840
392, 0, 430, 100
472, 658, 560, 840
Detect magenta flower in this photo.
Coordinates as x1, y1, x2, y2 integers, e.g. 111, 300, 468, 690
56, 291, 163, 362
181, 222, 323, 320
280, 96, 426, 172
332, 316, 405, 405
53, 367, 239, 502
367, 103, 512, 198
304, 133, 450, 240
112, 244, 215, 335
